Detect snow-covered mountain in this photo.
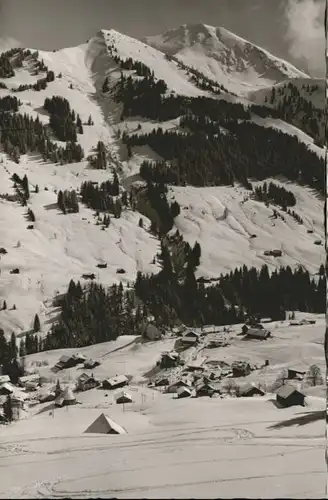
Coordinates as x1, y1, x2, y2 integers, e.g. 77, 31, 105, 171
0, 27, 325, 499
0, 27, 324, 336
144, 23, 310, 95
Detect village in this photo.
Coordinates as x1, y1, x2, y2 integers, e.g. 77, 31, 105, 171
0, 312, 324, 434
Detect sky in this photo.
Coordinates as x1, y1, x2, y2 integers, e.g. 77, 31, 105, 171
0, 0, 325, 77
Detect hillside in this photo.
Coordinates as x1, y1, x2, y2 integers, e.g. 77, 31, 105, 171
0, 26, 326, 499
144, 23, 310, 95
0, 316, 325, 498
0, 29, 325, 341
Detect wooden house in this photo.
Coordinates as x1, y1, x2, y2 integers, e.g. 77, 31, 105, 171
239, 384, 265, 397
176, 386, 192, 399
276, 385, 305, 408
102, 375, 128, 390
287, 368, 306, 381
245, 328, 271, 340
115, 391, 133, 404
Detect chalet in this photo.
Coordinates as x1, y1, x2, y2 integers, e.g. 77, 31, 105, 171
53, 355, 77, 372
154, 376, 170, 387
300, 319, 316, 325
186, 360, 204, 372
19, 373, 40, 387
115, 391, 133, 404
102, 375, 128, 390
72, 353, 87, 364
176, 386, 192, 399
276, 385, 305, 408
77, 373, 100, 392
0, 382, 14, 395
81, 273, 96, 280
84, 359, 100, 369
96, 263, 108, 269
180, 330, 200, 346
245, 328, 271, 340
232, 361, 252, 378
39, 391, 56, 403
195, 381, 215, 398
167, 379, 192, 394
271, 249, 282, 257
159, 352, 180, 369
0, 375, 10, 385
287, 368, 306, 381
239, 384, 265, 397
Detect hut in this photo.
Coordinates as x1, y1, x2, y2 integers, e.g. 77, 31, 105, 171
245, 328, 271, 340
276, 385, 305, 408
84, 359, 100, 369
0, 375, 10, 385
180, 330, 200, 346
176, 386, 192, 399
53, 354, 77, 372
84, 414, 126, 435
19, 373, 40, 388
159, 352, 179, 369
115, 391, 133, 404
77, 373, 100, 392
195, 381, 215, 398
39, 391, 56, 403
0, 382, 14, 395
154, 376, 170, 387
232, 361, 252, 378
239, 384, 265, 397
287, 368, 306, 381
167, 379, 192, 394
102, 375, 128, 390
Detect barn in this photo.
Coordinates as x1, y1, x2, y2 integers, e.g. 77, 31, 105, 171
245, 328, 271, 340
115, 391, 133, 404
276, 385, 305, 408
287, 368, 306, 381
176, 386, 192, 399
180, 330, 200, 346
239, 384, 265, 397
167, 379, 192, 394
102, 375, 128, 390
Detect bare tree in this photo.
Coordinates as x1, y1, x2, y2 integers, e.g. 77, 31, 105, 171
305, 365, 323, 387
270, 369, 288, 392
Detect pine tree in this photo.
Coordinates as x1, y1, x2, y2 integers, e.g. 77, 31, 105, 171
2, 300, 7, 310
3, 395, 13, 422
33, 313, 41, 332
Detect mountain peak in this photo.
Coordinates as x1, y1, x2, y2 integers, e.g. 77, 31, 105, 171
144, 23, 309, 95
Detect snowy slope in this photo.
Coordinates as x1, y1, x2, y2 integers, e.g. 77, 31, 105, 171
247, 77, 325, 110
0, 30, 324, 337
0, 318, 325, 498
168, 182, 324, 278
144, 23, 310, 95
101, 29, 206, 98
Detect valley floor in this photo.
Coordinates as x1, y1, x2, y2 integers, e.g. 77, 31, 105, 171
0, 318, 325, 499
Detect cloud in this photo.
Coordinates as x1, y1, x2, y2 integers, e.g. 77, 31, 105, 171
283, 0, 325, 76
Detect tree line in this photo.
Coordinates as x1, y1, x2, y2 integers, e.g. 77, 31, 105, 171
33, 234, 325, 352
129, 118, 323, 194
44, 96, 83, 142
0, 109, 84, 164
